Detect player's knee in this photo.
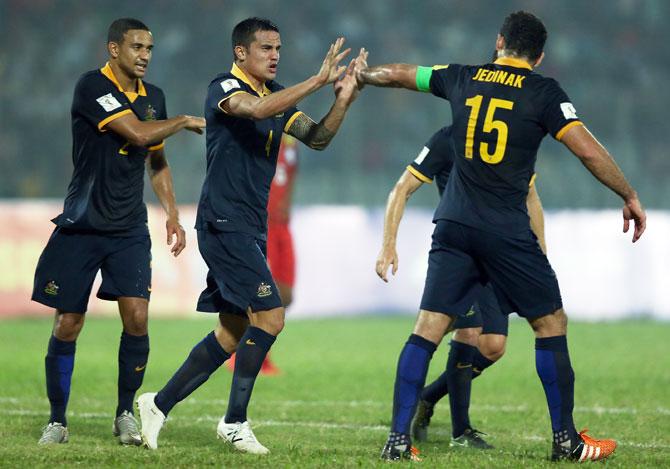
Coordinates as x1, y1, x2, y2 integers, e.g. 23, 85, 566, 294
250, 307, 285, 336
123, 309, 148, 336
528, 308, 568, 337
479, 334, 506, 361
414, 310, 453, 345
53, 312, 85, 340
453, 327, 481, 347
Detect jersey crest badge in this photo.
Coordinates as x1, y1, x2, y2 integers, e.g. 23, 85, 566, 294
221, 79, 241, 94
257, 282, 272, 298
144, 104, 157, 121
96, 93, 122, 112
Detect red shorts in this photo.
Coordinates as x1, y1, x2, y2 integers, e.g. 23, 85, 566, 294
267, 223, 295, 287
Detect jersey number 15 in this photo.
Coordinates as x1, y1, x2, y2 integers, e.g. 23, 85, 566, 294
464, 95, 514, 164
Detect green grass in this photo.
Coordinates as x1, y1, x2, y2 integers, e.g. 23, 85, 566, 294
0, 317, 669, 467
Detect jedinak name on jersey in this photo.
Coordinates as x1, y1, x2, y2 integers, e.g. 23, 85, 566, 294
472, 68, 526, 88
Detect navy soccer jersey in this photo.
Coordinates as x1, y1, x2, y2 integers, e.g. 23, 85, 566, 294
407, 126, 455, 196
53, 63, 167, 235
417, 57, 582, 238
196, 63, 303, 238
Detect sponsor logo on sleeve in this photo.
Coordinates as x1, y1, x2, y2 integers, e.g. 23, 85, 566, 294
221, 79, 241, 94
414, 146, 430, 165
96, 93, 123, 112
560, 102, 578, 120
257, 282, 272, 298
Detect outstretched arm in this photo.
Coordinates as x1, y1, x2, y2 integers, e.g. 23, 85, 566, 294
357, 63, 419, 90
106, 113, 205, 148
376, 170, 424, 282
560, 125, 646, 242
223, 38, 350, 120
147, 149, 186, 257
526, 183, 547, 254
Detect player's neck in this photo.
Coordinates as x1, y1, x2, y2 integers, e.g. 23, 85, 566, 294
108, 61, 140, 93
495, 52, 534, 69
235, 63, 266, 92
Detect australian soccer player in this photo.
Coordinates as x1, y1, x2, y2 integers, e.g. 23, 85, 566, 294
226, 134, 300, 376
32, 18, 205, 445
357, 11, 646, 462
377, 126, 547, 449
137, 18, 361, 454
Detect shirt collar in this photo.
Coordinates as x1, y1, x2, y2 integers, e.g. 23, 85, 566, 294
493, 56, 533, 71
230, 63, 271, 96
100, 62, 147, 97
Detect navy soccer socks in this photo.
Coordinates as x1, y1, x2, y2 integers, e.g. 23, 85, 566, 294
154, 331, 230, 416
116, 332, 149, 417
390, 334, 436, 436
224, 326, 276, 423
445, 340, 477, 437
421, 344, 495, 404
535, 336, 578, 448
45, 335, 76, 425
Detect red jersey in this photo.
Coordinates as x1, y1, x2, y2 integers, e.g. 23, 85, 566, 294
267, 135, 299, 225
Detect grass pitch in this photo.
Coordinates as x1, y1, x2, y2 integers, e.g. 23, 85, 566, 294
0, 316, 668, 467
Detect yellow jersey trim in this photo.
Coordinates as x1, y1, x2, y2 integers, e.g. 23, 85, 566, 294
98, 108, 133, 131
147, 142, 165, 151
283, 111, 304, 133
529, 173, 537, 187
100, 62, 147, 103
230, 63, 271, 96
217, 90, 250, 114
493, 57, 533, 71
407, 165, 433, 184
555, 120, 583, 141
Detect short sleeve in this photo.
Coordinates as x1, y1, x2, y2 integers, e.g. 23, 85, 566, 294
539, 79, 583, 141
428, 64, 461, 100
208, 76, 250, 114
73, 74, 132, 132
408, 127, 455, 184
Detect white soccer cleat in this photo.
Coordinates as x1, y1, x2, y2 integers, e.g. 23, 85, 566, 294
137, 392, 165, 450
216, 419, 270, 455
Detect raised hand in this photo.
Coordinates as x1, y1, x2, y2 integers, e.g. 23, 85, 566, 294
352, 47, 369, 89
316, 37, 351, 86
333, 58, 360, 105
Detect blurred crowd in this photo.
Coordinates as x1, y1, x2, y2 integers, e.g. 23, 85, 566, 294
1, 0, 668, 208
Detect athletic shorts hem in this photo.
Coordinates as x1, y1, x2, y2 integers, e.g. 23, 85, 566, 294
418, 302, 472, 318
516, 300, 563, 319
31, 295, 87, 314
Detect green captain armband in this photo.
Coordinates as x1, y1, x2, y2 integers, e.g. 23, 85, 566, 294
416, 66, 433, 92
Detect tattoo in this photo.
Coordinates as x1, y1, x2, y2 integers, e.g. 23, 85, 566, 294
287, 113, 335, 150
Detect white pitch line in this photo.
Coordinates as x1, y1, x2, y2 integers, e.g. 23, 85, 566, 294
2, 408, 668, 450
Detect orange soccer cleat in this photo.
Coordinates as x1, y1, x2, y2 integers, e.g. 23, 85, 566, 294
225, 353, 281, 376
552, 428, 617, 462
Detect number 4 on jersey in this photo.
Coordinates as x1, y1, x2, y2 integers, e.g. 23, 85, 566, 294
464, 95, 514, 164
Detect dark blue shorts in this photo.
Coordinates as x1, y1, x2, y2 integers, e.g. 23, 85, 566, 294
420, 220, 562, 320
196, 228, 282, 315
32, 227, 151, 313
453, 283, 509, 335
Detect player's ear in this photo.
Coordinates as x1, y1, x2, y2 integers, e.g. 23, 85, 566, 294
108, 41, 120, 59
495, 34, 505, 52
234, 45, 246, 62
534, 51, 545, 68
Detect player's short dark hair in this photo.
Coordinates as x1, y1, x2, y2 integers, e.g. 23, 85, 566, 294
232, 17, 279, 52
107, 18, 150, 44
499, 11, 547, 61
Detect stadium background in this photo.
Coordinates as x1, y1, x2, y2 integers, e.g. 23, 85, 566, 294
1, 0, 669, 320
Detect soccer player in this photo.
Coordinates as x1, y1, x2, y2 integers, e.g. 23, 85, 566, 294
32, 18, 205, 446
137, 18, 361, 454
377, 126, 546, 449
357, 11, 646, 462
226, 134, 300, 375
